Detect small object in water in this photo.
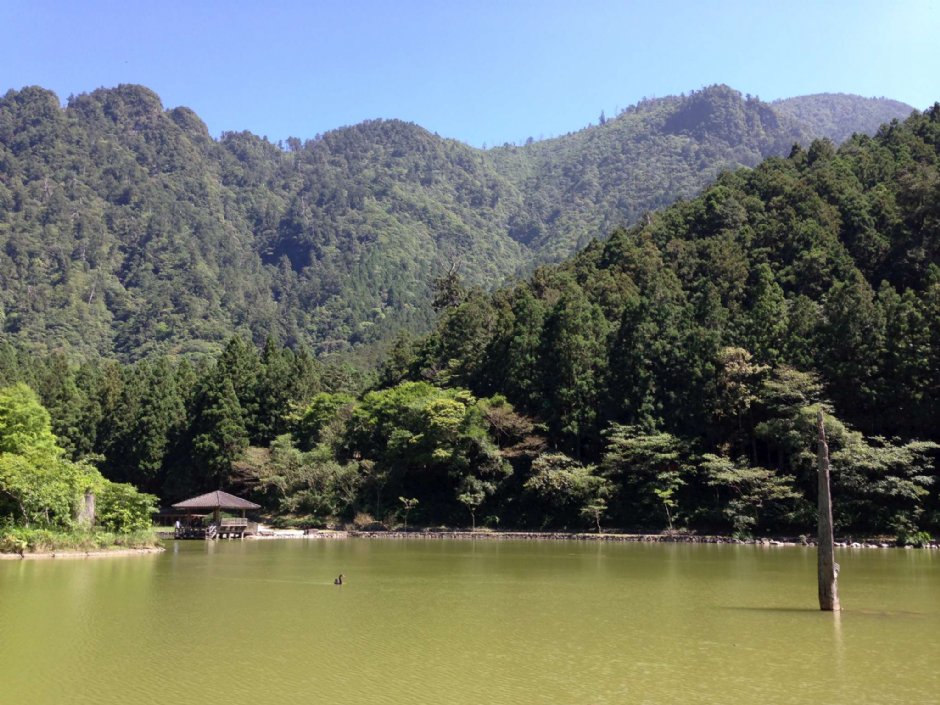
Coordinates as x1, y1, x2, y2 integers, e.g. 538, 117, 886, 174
334, 573, 344, 585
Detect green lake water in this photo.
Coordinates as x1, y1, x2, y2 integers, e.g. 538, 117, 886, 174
1, 539, 937, 705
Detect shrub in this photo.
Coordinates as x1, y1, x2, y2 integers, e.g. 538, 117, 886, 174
896, 529, 932, 548
0, 532, 27, 555
96, 483, 158, 533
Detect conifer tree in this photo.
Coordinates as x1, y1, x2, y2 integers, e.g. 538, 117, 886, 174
192, 375, 249, 489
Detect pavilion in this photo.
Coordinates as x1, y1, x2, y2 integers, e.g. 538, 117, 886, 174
171, 490, 261, 539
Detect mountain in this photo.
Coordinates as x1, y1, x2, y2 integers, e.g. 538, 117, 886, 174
395, 105, 940, 531
0, 84, 915, 360
774, 93, 916, 144
409, 103, 940, 445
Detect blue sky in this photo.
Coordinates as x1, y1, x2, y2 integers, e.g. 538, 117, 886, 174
2, 0, 938, 147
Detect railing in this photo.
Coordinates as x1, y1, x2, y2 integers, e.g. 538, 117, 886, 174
172, 520, 250, 539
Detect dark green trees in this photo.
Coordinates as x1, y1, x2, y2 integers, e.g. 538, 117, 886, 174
400, 105, 940, 535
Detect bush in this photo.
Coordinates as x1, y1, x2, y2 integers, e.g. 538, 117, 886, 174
896, 529, 932, 548
0, 526, 159, 553
0, 531, 27, 555
352, 512, 386, 530
270, 515, 324, 529
96, 482, 158, 533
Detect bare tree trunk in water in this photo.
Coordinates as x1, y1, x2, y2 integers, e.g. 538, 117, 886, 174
817, 410, 840, 611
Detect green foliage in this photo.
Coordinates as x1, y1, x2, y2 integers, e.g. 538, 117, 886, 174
0, 383, 156, 537
524, 453, 610, 529
399, 496, 419, 529
248, 435, 360, 522
343, 382, 508, 520
404, 104, 940, 535
0, 525, 158, 553
457, 476, 487, 530
96, 482, 158, 533
192, 375, 249, 488
0, 85, 910, 360
702, 455, 800, 536
601, 425, 689, 530
579, 496, 608, 533
895, 528, 932, 548
0, 87, 935, 537
0, 383, 102, 528
295, 392, 357, 451
0, 382, 60, 458
773, 93, 916, 145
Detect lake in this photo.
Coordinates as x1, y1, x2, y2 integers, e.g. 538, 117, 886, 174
1, 539, 937, 704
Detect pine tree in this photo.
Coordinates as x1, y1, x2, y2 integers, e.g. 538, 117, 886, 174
192, 375, 249, 489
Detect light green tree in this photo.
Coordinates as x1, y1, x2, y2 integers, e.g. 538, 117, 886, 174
399, 496, 419, 530
457, 477, 487, 531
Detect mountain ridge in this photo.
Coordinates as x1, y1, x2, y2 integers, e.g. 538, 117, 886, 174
0, 83, 916, 360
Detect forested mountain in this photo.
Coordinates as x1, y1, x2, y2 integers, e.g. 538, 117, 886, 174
0, 84, 913, 360
381, 105, 940, 534
774, 93, 915, 145
1, 105, 937, 537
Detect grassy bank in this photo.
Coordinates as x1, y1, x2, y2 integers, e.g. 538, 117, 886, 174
0, 527, 161, 555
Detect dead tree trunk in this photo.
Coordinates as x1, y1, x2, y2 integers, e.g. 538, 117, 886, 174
817, 410, 840, 611
77, 492, 95, 528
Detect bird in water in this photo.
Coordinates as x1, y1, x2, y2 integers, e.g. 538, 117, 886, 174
334, 573, 344, 585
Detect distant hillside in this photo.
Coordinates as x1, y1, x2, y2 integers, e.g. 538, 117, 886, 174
0, 84, 915, 360
774, 93, 915, 144
490, 85, 811, 261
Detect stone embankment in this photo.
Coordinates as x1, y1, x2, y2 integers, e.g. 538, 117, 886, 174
344, 530, 939, 548
248, 528, 349, 540
162, 523, 939, 549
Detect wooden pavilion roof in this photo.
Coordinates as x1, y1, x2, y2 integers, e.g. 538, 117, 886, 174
171, 490, 260, 511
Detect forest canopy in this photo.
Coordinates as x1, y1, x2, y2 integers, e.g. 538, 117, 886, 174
0, 84, 914, 362
1, 103, 937, 538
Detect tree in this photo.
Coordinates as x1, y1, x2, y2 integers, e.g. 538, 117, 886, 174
702, 454, 800, 535
295, 392, 357, 451
249, 435, 360, 522
540, 287, 609, 456
104, 358, 186, 494
713, 347, 768, 459
601, 424, 688, 530
501, 287, 547, 410
819, 275, 885, 430
431, 265, 466, 312
192, 375, 249, 489
399, 496, 418, 530
653, 487, 678, 531
0, 383, 132, 530
457, 477, 486, 531
742, 264, 788, 364
0, 383, 60, 458
96, 482, 158, 533
579, 478, 609, 533
346, 382, 508, 522
607, 296, 660, 430
524, 453, 610, 529
216, 336, 263, 442
256, 338, 298, 444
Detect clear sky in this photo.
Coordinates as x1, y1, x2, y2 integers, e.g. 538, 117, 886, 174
2, 0, 938, 147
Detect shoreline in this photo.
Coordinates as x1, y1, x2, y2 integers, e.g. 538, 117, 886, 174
0, 546, 165, 560
7, 531, 936, 552
288, 528, 940, 549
